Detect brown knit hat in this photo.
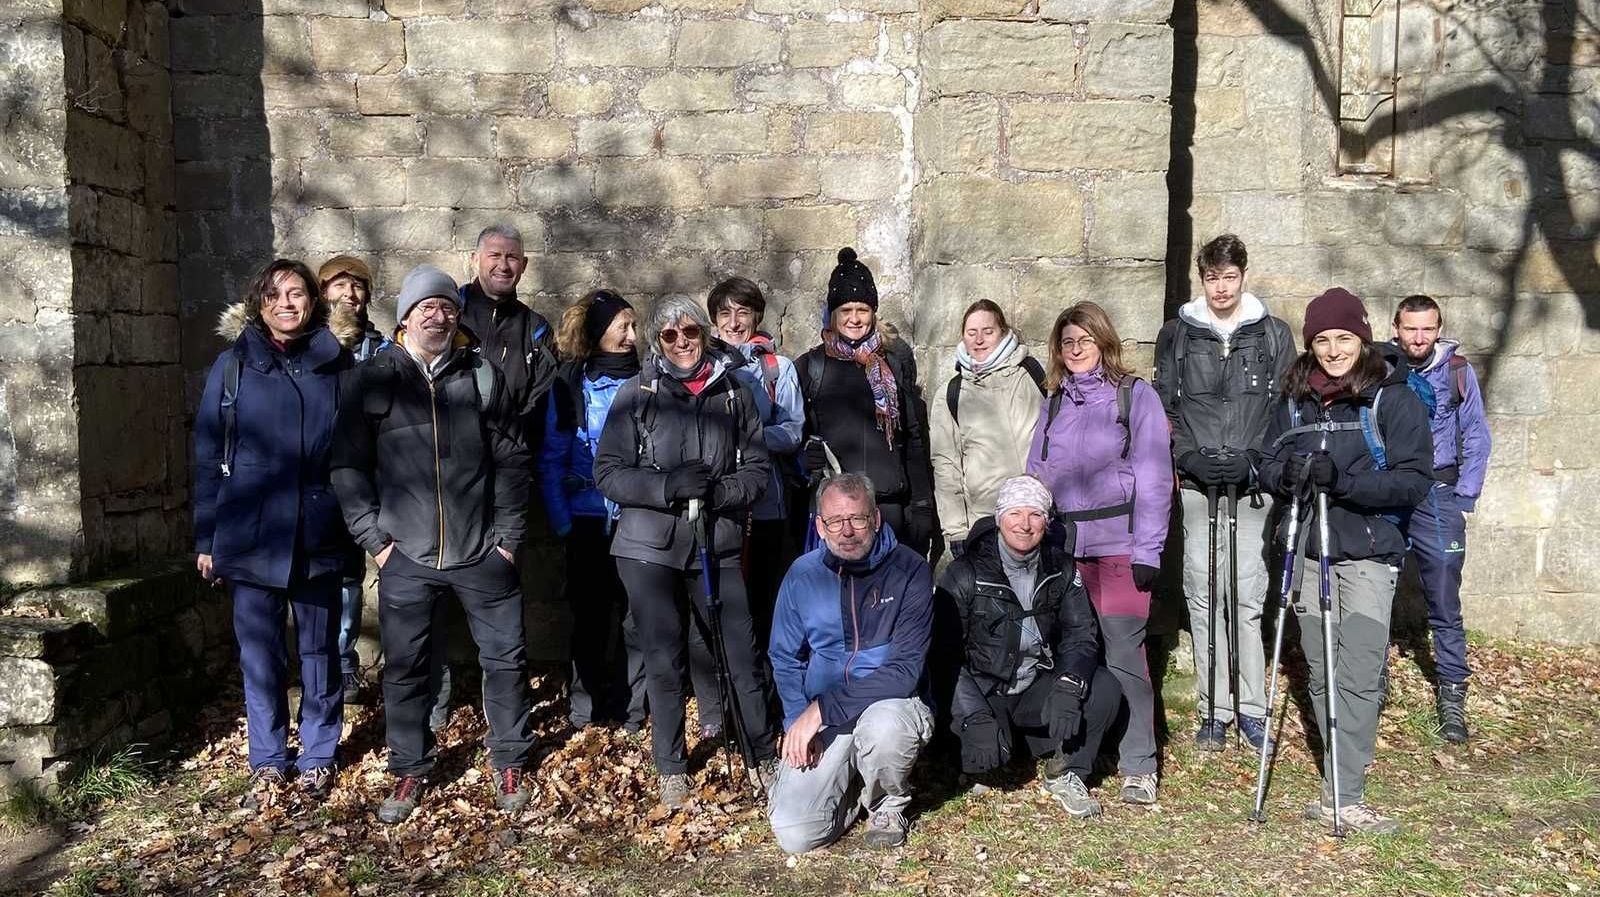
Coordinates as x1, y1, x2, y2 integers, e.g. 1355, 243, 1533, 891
1302, 287, 1372, 346
318, 255, 372, 289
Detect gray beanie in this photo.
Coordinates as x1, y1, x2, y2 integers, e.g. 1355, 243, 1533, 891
396, 264, 460, 323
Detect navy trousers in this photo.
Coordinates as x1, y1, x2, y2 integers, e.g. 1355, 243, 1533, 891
232, 573, 343, 772
1406, 482, 1471, 684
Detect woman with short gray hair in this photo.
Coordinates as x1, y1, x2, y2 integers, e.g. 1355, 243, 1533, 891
594, 295, 779, 808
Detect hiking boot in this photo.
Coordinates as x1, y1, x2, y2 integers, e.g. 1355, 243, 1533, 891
341, 672, 361, 705
1194, 718, 1228, 752
428, 701, 449, 733
494, 767, 531, 813
862, 807, 909, 848
377, 776, 426, 824
1043, 771, 1101, 819
658, 773, 692, 809
297, 765, 335, 800
1119, 773, 1158, 805
1337, 803, 1401, 835
747, 756, 780, 794
239, 766, 287, 811
1436, 681, 1469, 744
1237, 716, 1275, 756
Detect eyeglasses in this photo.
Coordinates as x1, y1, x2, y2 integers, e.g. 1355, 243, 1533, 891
415, 302, 459, 321
1059, 336, 1098, 351
820, 513, 873, 534
659, 324, 703, 345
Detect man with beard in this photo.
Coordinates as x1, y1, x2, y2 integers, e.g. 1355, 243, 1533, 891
332, 264, 536, 823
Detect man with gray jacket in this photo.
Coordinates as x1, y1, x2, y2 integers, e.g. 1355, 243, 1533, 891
1153, 234, 1296, 753
332, 264, 535, 824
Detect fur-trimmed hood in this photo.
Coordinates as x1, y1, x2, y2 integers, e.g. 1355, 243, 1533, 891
216, 299, 364, 349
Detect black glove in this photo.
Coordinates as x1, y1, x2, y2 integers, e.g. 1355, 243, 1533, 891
1216, 453, 1252, 485
948, 540, 966, 559
904, 504, 938, 556
1178, 451, 1216, 485
1044, 676, 1086, 744
710, 477, 743, 511
1286, 452, 1337, 493
802, 440, 831, 477
1132, 563, 1160, 592
664, 461, 713, 501
959, 713, 1003, 774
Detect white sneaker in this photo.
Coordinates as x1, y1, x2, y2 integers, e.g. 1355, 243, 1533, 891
1119, 773, 1158, 805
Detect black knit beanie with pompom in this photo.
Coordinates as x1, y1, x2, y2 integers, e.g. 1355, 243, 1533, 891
826, 247, 878, 316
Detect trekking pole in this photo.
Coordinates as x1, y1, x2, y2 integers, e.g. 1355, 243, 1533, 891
1205, 486, 1220, 733
1249, 481, 1307, 823
801, 438, 842, 554
1227, 483, 1242, 747
689, 499, 762, 791
1314, 451, 1346, 838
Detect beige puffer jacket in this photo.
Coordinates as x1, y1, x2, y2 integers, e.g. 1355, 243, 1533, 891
929, 339, 1045, 544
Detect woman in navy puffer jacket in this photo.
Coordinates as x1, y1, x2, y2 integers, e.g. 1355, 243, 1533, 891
193, 258, 358, 809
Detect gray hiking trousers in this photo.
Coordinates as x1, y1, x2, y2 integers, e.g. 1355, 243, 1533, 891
1293, 558, 1396, 806
1180, 488, 1272, 723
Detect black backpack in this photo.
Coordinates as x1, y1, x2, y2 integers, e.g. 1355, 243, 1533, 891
945, 356, 1046, 424
1036, 377, 1138, 462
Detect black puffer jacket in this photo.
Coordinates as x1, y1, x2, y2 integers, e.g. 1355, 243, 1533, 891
1258, 344, 1433, 565
457, 282, 557, 439
593, 353, 771, 570
936, 518, 1100, 722
796, 336, 933, 507
1153, 294, 1296, 484
331, 331, 530, 570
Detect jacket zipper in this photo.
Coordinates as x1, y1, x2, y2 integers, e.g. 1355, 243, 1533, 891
843, 573, 859, 684
428, 378, 446, 569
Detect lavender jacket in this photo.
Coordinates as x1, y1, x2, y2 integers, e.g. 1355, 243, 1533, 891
1409, 338, 1492, 508
1026, 367, 1174, 567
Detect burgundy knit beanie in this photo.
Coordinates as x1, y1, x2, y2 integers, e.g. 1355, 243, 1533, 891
1302, 287, 1372, 346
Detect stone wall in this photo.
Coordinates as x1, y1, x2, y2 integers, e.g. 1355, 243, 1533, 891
0, 570, 236, 790
1175, 0, 1600, 642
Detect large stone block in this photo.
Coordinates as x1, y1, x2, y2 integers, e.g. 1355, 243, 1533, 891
495, 117, 571, 160
663, 113, 769, 155
786, 21, 877, 69
517, 164, 593, 209
638, 73, 737, 113
667, 209, 763, 251
310, 19, 405, 75
561, 20, 673, 68
407, 21, 555, 73
1015, 263, 1165, 340
65, 115, 143, 194
1039, 0, 1172, 23
1088, 173, 1169, 260
0, 657, 57, 726
838, 74, 907, 109
424, 117, 494, 157
677, 20, 781, 68
916, 177, 1084, 264
450, 210, 544, 251
1530, 413, 1600, 471
705, 157, 819, 205
914, 97, 999, 174
1383, 190, 1465, 247
1221, 192, 1304, 246
547, 79, 617, 116
923, 21, 1079, 98
805, 112, 901, 154
262, 74, 359, 112
821, 157, 901, 202
353, 208, 455, 251
300, 158, 408, 207
910, 264, 1013, 345
595, 160, 706, 209
1009, 101, 1170, 172
1082, 25, 1173, 100
329, 115, 421, 157
576, 119, 658, 156
924, 0, 1028, 20
406, 159, 511, 207
765, 205, 858, 250
745, 72, 832, 108
384, 0, 465, 13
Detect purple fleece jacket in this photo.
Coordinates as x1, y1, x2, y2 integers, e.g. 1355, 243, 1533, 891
1409, 338, 1492, 506
1026, 367, 1174, 567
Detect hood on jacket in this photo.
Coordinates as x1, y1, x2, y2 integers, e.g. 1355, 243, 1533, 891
822, 517, 901, 573
1177, 292, 1269, 336
216, 297, 363, 349
1408, 337, 1462, 374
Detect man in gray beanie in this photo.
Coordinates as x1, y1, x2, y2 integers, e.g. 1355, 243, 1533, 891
332, 264, 536, 824
937, 474, 1122, 818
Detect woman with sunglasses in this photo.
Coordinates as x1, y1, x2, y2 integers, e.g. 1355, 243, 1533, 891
1026, 300, 1173, 806
594, 296, 778, 809
540, 290, 646, 734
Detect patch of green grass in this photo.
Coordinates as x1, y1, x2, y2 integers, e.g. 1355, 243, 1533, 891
344, 854, 379, 887
452, 872, 518, 897
1, 783, 60, 833
47, 866, 142, 897
61, 745, 153, 813
1513, 760, 1600, 806
1366, 831, 1466, 895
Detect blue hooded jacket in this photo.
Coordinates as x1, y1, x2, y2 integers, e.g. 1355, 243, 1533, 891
769, 524, 933, 729
1403, 338, 1492, 508
539, 362, 629, 536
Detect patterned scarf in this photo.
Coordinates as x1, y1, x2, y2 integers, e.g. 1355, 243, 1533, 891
823, 327, 900, 449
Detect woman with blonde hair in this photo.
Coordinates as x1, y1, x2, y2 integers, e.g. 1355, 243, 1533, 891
1026, 300, 1173, 805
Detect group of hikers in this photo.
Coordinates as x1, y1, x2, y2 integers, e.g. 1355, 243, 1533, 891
191, 228, 1491, 849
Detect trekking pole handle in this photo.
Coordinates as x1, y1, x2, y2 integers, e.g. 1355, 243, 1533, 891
688, 498, 702, 522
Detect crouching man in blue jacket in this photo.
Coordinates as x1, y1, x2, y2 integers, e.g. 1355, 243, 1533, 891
766, 472, 936, 854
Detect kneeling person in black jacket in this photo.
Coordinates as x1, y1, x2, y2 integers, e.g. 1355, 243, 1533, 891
331, 264, 536, 825
940, 475, 1121, 818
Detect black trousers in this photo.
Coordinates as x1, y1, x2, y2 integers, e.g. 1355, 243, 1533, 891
378, 550, 534, 776
566, 517, 647, 728
960, 666, 1122, 778
617, 558, 776, 775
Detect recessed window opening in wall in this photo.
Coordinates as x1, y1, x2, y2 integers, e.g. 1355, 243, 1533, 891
1336, 0, 1402, 177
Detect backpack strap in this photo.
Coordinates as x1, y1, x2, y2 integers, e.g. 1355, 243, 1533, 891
945, 372, 962, 424
634, 366, 660, 465
1448, 354, 1468, 407
801, 350, 826, 428
760, 351, 780, 402
1359, 387, 1389, 471
1172, 329, 1188, 399
219, 348, 243, 477
1116, 377, 1138, 460
1020, 356, 1047, 395
472, 354, 495, 413
1039, 391, 1065, 461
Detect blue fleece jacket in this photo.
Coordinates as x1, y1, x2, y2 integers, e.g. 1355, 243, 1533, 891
769, 524, 933, 729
